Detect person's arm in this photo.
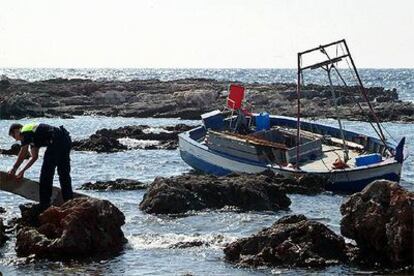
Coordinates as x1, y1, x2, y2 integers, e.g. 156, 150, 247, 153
16, 147, 39, 179
8, 145, 29, 176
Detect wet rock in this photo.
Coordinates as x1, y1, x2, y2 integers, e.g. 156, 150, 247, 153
0, 94, 44, 119
170, 241, 207, 249
72, 134, 127, 153
73, 124, 194, 152
224, 214, 350, 268
0, 219, 8, 246
79, 179, 148, 191
15, 197, 126, 259
340, 180, 414, 267
139, 173, 291, 214
263, 171, 327, 195
0, 74, 11, 88
17, 203, 44, 228
0, 143, 30, 159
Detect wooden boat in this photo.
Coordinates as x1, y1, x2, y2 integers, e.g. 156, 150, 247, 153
0, 171, 85, 205
178, 40, 406, 192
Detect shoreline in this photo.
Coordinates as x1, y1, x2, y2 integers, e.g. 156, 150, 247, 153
0, 77, 413, 122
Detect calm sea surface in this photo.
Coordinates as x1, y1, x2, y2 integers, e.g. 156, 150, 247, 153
0, 69, 412, 275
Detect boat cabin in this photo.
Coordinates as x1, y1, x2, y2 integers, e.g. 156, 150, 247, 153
202, 110, 323, 166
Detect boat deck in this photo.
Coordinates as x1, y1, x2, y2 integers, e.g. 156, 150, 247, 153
293, 144, 361, 173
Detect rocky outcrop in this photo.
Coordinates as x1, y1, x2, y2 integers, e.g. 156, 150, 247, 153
224, 214, 350, 268
0, 78, 412, 122
72, 124, 193, 152
139, 173, 292, 214
340, 180, 414, 267
79, 179, 148, 191
15, 197, 126, 260
0, 94, 44, 118
72, 134, 127, 153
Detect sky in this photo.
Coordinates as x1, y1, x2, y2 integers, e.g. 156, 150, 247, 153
0, 0, 413, 68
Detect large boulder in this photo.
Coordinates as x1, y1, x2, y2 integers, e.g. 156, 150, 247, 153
15, 197, 126, 259
224, 215, 350, 268
340, 180, 413, 267
139, 173, 292, 214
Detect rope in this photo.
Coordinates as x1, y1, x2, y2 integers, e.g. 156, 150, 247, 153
340, 43, 399, 144
328, 62, 388, 147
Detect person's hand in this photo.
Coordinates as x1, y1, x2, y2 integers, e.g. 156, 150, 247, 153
8, 168, 17, 176
16, 170, 25, 180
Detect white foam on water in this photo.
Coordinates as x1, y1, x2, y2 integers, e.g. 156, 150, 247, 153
142, 127, 172, 134
127, 233, 236, 250
118, 138, 160, 149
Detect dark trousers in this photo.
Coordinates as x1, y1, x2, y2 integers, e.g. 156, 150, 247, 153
39, 127, 73, 209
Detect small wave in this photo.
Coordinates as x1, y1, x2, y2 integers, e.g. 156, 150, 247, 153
142, 127, 172, 134
117, 138, 160, 149
127, 233, 236, 250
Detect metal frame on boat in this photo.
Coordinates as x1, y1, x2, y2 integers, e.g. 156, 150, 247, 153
178, 40, 406, 192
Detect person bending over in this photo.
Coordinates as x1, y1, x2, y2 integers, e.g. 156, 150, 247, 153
8, 123, 73, 210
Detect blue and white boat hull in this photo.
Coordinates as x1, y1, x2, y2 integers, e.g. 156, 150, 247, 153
179, 116, 404, 193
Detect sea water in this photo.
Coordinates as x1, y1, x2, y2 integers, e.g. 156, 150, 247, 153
0, 69, 412, 275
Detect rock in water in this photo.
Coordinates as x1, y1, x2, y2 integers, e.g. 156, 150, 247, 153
224, 215, 350, 268
139, 173, 291, 214
16, 197, 126, 259
79, 179, 148, 190
72, 124, 194, 152
340, 180, 414, 267
72, 134, 127, 153
0, 219, 8, 247
0, 143, 30, 158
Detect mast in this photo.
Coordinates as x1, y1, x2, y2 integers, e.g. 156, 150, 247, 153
296, 53, 301, 167
326, 66, 349, 161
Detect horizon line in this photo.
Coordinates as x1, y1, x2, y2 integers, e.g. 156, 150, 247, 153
1, 67, 413, 70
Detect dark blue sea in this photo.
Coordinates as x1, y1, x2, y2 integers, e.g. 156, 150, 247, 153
0, 69, 413, 275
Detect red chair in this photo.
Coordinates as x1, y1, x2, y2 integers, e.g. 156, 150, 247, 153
226, 84, 253, 130
227, 84, 245, 110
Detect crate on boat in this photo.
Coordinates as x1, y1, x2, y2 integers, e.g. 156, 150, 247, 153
201, 110, 224, 130
355, 153, 382, 167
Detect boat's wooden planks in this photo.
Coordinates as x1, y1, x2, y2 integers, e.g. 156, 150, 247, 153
0, 171, 85, 206
299, 145, 360, 172
208, 130, 288, 150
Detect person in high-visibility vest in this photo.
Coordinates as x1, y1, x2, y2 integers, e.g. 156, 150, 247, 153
8, 123, 73, 210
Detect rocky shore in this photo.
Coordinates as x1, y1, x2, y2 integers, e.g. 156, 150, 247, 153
0, 171, 410, 272
1, 78, 413, 122
224, 180, 413, 271
72, 124, 193, 152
